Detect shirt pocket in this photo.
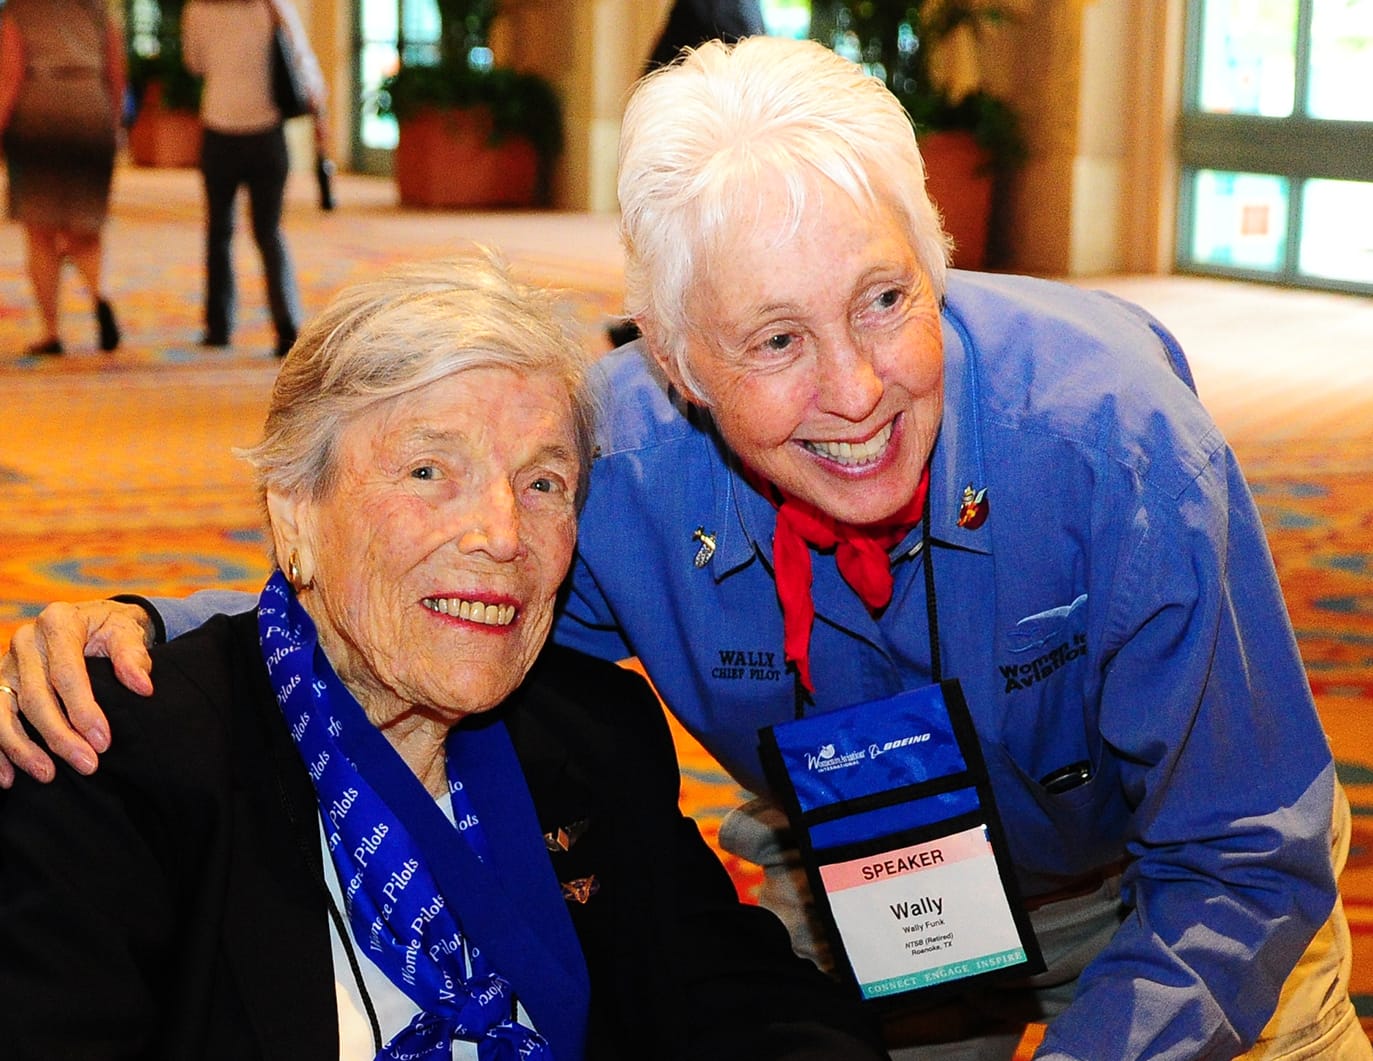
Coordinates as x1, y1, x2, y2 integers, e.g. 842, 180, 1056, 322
996, 593, 1096, 802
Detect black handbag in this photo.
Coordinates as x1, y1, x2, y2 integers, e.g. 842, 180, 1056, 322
270, 22, 311, 120
316, 155, 336, 211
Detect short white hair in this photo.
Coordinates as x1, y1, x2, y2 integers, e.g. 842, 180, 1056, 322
239, 253, 596, 515
617, 35, 950, 396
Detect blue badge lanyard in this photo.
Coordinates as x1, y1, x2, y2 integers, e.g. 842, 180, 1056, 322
924, 500, 944, 684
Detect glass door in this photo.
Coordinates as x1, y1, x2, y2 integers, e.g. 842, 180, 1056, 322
1178, 0, 1373, 292
759, 0, 812, 37
353, 0, 440, 175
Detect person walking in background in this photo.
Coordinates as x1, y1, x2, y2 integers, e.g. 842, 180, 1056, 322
182, 0, 325, 358
0, 0, 124, 357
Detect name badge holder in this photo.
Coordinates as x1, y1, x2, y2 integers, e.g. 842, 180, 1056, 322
760, 678, 1043, 1007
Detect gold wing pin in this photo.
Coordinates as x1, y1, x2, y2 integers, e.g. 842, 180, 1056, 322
692, 527, 716, 568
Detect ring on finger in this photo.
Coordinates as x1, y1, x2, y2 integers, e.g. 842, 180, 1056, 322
0, 683, 17, 706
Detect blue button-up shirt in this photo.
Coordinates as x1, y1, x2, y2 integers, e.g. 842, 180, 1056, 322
554, 272, 1337, 1059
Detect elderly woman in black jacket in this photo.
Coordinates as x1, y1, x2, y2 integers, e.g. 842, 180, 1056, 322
0, 255, 886, 1061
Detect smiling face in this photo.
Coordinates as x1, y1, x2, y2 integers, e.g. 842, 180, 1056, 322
270, 367, 581, 729
668, 180, 944, 526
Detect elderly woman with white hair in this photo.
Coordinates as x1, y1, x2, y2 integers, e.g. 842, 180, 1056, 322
2, 36, 1369, 1061
0, 255, 888, 1060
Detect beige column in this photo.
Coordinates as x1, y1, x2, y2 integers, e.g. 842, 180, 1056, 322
304, 0, 353, 168
277, 0, 349, 170
1070, 0, 1184, 274
496, 0, 670, 211
992, 0, 1183, 277
1116, 0, 1185, 275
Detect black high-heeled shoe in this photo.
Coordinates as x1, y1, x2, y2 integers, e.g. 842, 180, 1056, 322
95, 298, 120, 352
25, 337, 63, 356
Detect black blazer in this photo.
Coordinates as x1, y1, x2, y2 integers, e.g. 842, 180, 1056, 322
0, 611, 884, 1061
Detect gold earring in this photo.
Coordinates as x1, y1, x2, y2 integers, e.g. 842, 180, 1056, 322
287, 550, 312, 592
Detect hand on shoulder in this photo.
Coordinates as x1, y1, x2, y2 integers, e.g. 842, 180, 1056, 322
0, 598, 155, 787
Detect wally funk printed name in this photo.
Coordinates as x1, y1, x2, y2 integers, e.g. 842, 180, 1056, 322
889, 895, 950, 954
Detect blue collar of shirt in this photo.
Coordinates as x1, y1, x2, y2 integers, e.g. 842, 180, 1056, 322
712, 302, 993, 579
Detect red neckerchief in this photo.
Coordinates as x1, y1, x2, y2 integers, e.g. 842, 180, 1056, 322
745, 465, 930, 694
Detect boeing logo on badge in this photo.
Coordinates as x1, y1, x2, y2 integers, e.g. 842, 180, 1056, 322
869, 733, 932, 758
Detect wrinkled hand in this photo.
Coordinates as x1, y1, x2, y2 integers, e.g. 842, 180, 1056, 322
0, 600, 155, 787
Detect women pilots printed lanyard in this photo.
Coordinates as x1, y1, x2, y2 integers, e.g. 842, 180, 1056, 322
759, 506, 1044, 1005
259, 571, 590, 1060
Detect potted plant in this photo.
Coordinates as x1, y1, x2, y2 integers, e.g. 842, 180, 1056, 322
379, 0, 563, 209
125, 0, 203, 168
810, 1, 1026, 269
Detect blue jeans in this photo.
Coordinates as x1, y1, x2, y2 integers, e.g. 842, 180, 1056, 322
199, 126, 300, 349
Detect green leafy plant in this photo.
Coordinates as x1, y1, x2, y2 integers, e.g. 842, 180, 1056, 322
810, 0, 1026, 170
378, 0, 563, 166
126, 0, 201, 114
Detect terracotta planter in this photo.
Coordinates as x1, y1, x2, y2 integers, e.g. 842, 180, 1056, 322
919, 130, 994, 271
128, 82, 203, 169
394, 107, 540, 209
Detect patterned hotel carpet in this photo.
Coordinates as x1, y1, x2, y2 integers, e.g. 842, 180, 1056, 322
2, 166, 1371, 1050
